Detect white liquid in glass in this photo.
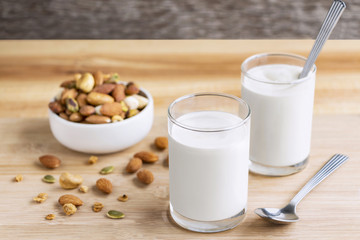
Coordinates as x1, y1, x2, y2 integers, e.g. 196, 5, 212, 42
242, 64, 315, 167
169, 111, 249, 221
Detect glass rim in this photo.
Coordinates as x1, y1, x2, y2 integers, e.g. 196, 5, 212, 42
168, 92, 251, 132
241, 52, 317, 85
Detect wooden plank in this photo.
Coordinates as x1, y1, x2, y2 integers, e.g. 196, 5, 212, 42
0, 40, 360, 117
0, 0, 357, 39
0, 40, 359, 239
0, 115, 359, 239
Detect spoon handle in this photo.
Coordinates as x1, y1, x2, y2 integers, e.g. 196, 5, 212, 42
299, 0, 346, 78
289, 154, 349, 206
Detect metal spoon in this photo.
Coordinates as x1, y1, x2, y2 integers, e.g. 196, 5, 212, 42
255, 154, 349, 224
299, 0, 346, 78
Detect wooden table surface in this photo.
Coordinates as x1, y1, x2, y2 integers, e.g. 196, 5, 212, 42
0, 40, 359, 239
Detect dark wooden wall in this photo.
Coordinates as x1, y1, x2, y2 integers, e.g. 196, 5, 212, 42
0, 0, 357, 39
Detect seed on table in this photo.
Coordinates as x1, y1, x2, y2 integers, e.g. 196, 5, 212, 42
15, 174, 23, 182
118, 194, 128, 202
45, 214, 55, 220
33, 193, 48, 203
42, 175, 56, 183
79, 185, 89, 193
106, 210, 125, 219
88, 155, 98, 164
93, 202, 104, 212
100, 166, 114, 175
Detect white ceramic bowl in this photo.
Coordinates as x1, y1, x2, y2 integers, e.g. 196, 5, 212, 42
48, 88, 154, 154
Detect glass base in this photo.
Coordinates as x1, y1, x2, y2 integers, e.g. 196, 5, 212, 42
169, 203, 246, 233
249, 156, 308, 176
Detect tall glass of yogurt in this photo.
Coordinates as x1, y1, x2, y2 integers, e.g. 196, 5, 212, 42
168, 93, 251, 233
241, 53, 316, 176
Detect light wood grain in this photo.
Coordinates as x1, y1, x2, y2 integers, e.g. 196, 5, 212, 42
0, 40, 360, 118
0, 40, 359, 239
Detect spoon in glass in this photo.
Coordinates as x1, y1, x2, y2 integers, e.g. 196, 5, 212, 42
299, 0, 346, 79
255, 154, 349, 224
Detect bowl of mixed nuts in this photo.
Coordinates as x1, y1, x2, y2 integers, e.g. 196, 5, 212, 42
48, 71, 154, 154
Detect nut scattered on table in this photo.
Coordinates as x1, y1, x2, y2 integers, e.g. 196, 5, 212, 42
42, 174, 56, 183
45, 214, 55, 220
100, 166, 114, 175
92, 202, 104, 212
96, 178, 113, 194
88, 155, 98, 164
79, 185, 89, 193
106, 210, 125, 219
39, 155, 61, 169
118, 194, 128, 202
59, 172, 83, 189
154, 137, 168, 150
126, 157, 142, 173
137, 169, 154, 184
134, 151, 159, 163
63, 203, 77, 216
58, 194, 83, 206
33, 193, 48, 203
14, 174, 23, 182
49, 72, 148, 124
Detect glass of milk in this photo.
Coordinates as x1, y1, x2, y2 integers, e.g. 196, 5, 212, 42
241, 53, 316, 176
168, 93, 251, 233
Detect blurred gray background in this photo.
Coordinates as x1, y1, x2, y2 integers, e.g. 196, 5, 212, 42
0, 0, 357, 39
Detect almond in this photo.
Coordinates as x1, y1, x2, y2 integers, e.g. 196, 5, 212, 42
92, 83, 116, 94
59, 112, 69, 120
137, 169, 154, 184
94, 70, 104, 86
69, 112, 83, 122
65, 109, 72, 115
126, 157, 142, 173
134, 151, 159, 163
85, 115, 111, 124
60, 80, 76, 89
112, 84, 126, 102
58, 194, 83, 206
79, 105, 95, 116
96, 178, 113, 194
87, 92, 114, 106
39, 155, 61, 169
154, 137, 168, 150
100, 102, 123, 117
76, 93, 88, 107
48, 101, 64, 114
125, 82, 139, 95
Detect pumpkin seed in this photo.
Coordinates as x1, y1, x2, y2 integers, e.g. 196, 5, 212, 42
100, 166, 114, 175
106, 210, 125, 219
42, 175, 55, 183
